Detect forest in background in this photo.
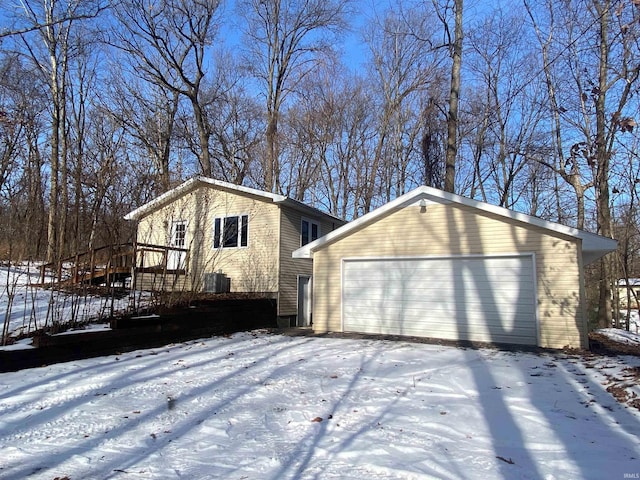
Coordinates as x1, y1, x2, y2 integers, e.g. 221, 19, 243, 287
0, 0, 639, 328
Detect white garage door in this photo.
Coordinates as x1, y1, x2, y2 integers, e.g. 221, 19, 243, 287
342, 255, 538, 345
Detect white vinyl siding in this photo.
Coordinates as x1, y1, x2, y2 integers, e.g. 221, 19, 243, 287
342, 255, 538, 345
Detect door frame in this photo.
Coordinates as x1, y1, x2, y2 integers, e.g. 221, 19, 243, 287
297, 275, 312, 327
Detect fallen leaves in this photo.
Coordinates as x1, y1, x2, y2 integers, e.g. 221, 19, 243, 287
602, 366, 640, 411
311, 414, 333, 422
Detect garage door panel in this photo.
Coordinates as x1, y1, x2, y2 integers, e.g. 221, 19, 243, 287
344, 303, 536, 319
344, 307, 536, 335
342, 256, 537, 345
342, 320, 536, 344
342, 286, 536, 305
342, 286, 536, 309
342, 270, 535, 284
344, 275, 535, 294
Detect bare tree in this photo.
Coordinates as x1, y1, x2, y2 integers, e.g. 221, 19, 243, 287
464, 10, 547, 209
10, 0, 104, 263
525, 0, 594, 229
435, 0, 463, 193
112, 0, 221, 177
210, 89, 262, 185
318, 73, 374, 219
362, 3, 444, 211
109, 76, 180, 193
612, 144, 640, 329
240, 0, 349, 193
524, 0, 640, 328
0, 2, 105, 40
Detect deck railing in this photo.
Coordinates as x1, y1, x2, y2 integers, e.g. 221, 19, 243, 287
39, 242, 189, 289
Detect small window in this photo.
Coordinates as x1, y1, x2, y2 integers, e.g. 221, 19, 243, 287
214, 215, 248, 249
301, 218, 320, 246
171, 221, 187, 248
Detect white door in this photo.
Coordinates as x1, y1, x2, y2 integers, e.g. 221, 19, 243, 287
168, 221, 187, 270
297, 275, 312, 327
342, 255, 537, 345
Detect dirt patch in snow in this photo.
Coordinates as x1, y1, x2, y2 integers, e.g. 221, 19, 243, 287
586, 331, 640, 411
589, 331, 640, 357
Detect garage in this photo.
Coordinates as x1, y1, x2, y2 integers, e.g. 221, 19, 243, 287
293, 186, 618, 349
342, 255, 538, 345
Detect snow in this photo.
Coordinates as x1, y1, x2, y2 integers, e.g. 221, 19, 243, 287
2, 263, 640, 478
0, 265, 134, 339
618, 310, 640, 334
1, 331, 639, 479
598, 328, 640, 346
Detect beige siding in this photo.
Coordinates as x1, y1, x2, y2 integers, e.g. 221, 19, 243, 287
135, 184, 280, 296
277, 207, 343, 316
135, 272, 190, 292
278, 207, 312, 316
312, 204, 587, 349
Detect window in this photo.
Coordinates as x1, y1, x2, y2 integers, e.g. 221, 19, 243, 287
171, 221, 187, 248
214, 215, 248, 249
301, 219, 320, 246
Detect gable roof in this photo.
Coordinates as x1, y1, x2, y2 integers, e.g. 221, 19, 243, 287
292, 185, 617, 265
124, 176, 344, 223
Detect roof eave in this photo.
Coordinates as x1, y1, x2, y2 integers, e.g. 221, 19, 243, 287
278, 198, 345, 223
123, 176, 288, 221
291, 186, 619, 261
124, 177, 200, 221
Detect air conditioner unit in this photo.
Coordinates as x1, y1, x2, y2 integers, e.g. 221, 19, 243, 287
203, 272, 231, 293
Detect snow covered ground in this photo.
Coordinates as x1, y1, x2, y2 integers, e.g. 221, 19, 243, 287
599, 327, 640, 346
1, 331, 639, 480
0, 265, 135, 339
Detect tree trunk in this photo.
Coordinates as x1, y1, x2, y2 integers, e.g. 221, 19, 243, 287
58, 86, 69, 259
444, 0, 463, 193
191, 96, 211, 177
595, 0, 613, 328
265, 111, 278, 192
46, 91, 60, 263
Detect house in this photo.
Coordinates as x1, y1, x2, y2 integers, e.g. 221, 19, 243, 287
124, 176, 345, 325
293, 186, 618, 349
617, 278, 640, 308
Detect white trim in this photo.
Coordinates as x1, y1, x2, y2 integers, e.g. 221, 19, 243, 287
125, 177, 286, 221
340, 253, 539, 345
340, 258, 346, 333
293, 185, 617, 265
338, 252, 534, 262
169, 220, 188, 248
296, 274, 312, 327
124, 176, 344, 223
213, 212, 249, 250
168, 220, 189, 270
531, 252, 541, 346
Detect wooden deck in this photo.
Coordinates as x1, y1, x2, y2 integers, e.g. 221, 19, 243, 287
40, 242, 189, 291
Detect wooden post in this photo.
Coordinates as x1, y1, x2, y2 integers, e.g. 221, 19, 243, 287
89, 247, 96, 286
130, 242, 138, 312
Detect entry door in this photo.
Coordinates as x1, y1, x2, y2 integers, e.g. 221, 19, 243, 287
168, 221, 187, 270
297, 275, 312, 327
